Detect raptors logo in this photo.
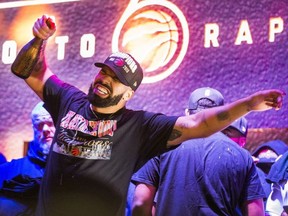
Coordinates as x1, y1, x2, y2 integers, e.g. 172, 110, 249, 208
71, 147, 80, 156
112, 0, 189, 83
113, 58, 126, 67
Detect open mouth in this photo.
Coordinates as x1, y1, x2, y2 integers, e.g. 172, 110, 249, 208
93, 84, 111, 97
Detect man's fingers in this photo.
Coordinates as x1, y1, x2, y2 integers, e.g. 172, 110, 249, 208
33, 16, 55, 39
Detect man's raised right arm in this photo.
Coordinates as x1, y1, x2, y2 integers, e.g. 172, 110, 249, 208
11, 15, 56, 100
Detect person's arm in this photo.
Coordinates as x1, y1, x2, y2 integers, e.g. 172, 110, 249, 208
167, 89, 284, 146
241, 198, 264, 216
132, 183, 157, 216
12, 15, 56, 100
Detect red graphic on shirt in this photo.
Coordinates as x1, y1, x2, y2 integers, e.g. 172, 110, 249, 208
71, 147, 80, 156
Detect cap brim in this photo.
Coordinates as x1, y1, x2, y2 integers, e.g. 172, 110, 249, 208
94, 62, 130, 87
229, 125, 246, 136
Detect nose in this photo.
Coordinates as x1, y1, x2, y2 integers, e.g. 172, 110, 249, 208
42, 123, 54, 136
95, 74, 113, 89
43, 123, 50, 131
101, 73, 114, 83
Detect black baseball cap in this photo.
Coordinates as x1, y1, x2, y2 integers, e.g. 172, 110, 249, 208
252, 140, 288, 163
188, 87, 224, 110
94, 52, 143, 91
229, 117, 248, 136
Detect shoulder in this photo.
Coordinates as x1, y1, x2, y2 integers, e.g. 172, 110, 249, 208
0, 157, 28, 169
44, 75, 86, 97
123, 109, 178, 124
204, 133, 253, 162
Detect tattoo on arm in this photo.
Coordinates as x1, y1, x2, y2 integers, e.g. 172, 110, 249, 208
216, 111, 229, 121
168, 129, 182, 141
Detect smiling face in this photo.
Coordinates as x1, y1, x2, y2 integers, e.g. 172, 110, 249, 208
88, 66, 134, 108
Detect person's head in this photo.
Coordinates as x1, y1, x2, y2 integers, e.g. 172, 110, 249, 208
222, 117, 248, 147
88, 52, 143, 109
31, 102, 55, 155
252, 140, 288, 174
185, 87, 224, 115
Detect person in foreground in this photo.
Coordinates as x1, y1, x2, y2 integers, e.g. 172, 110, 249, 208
0, 102, 55, 215
130, 87, 265, 216
11, 15, 284, 216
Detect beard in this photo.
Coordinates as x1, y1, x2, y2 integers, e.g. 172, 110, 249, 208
87, 83, 124, 108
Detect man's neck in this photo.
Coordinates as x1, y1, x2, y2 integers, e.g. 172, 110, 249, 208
90, 104, 124, 114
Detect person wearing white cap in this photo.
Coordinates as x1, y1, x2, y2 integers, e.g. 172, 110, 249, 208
130, 87, 265, 216
10, 15, 284, 216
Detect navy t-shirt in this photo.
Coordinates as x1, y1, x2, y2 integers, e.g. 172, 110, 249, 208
132, 132, 265, 216
36, 75, 178, 216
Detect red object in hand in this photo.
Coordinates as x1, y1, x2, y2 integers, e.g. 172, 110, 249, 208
46, 18, 55, 30
11, 16, 56, 79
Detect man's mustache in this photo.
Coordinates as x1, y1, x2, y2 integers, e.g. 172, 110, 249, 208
93, 81, 112, 93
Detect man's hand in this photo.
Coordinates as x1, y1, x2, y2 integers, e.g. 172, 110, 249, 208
247, 89, 285, 112
33, 15, 56, 40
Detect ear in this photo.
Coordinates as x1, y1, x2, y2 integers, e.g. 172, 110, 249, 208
123, 89, 134, 101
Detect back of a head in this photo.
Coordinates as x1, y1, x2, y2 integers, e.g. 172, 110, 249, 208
252, 140, 288, 159
222, 117, 248, 147
252, 140, 288, 174
187, 87, 224, 115
229, 117, 248, 137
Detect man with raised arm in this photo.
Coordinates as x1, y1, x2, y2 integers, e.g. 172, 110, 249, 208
11, 15, 284, 216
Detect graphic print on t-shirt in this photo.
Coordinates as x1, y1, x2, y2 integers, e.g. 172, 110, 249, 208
53, 110, 117, 159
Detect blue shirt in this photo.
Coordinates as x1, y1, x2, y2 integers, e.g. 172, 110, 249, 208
132, 132, 265, 216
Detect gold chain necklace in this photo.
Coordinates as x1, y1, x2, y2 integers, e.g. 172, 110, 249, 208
90, 104, 116, 120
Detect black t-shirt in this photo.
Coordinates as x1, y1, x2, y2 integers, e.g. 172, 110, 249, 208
36, 75, 177, 216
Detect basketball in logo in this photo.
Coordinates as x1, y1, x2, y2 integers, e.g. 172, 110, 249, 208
112, 0, 189, 83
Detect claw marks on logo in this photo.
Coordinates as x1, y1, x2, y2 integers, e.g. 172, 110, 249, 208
114, 58, 125, 67
60, 110, 117, 137
109, 52, 138, 74
71, 147, 80, 156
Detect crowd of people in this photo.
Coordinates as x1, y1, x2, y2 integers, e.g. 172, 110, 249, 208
0, 15, 287, 216
129, 87, 265, 216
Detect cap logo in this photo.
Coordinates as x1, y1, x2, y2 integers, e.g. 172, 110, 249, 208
112, 57, 125, 67
110, 52, 138, 74
204, 89, 212, 97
